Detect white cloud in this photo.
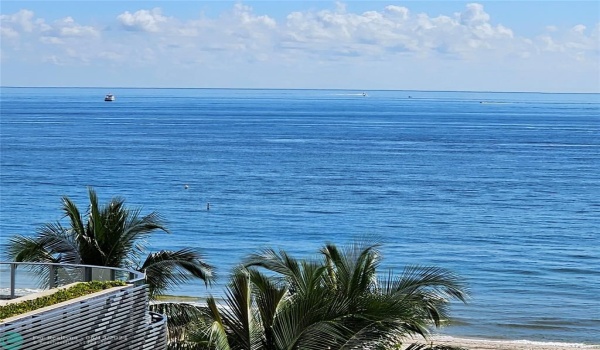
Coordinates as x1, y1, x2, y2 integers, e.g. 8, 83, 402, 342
459, 3, 490, 26
117, 8, 167, 32
40, 17, 100, 43
571, 24, 586, 34
279, 2, 519, 60
98, 51, 124, 62
42, 54, 64, 65
384, 5, 409, 21
51, 16, 100, 38
1, 26, 19, 39
1, 9, 42, 40
533, 22, 599, 62
1, 10, 99, 44
230, 3, 276, 29
1, 9, 36, 33
0, 3, 598, 91
539, 35, 564, 52
3, 3, 596, 64
40, 36, 64, 45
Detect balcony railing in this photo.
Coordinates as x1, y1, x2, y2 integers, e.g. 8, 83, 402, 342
0, 261, 146, 300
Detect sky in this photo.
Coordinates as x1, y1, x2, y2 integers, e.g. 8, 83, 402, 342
1, 1, 599, 93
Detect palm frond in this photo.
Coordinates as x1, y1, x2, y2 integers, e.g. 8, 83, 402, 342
37, 223, 83, 264
337, 319, 408, 350
120, 209, 168, 266
150, 302, 204, 343
61, 189, 107, 265
142, 248, 215, 299
247, 268, 288, 348
289, 260, 327, 296
391, 266, 469, 303
5, 234, 57, 263
61, 194, 85, 238
320, 242, 381, 299
244, 248, 301, 279
202, 297, 232, 350
374, 266, 468, 329
342, 293, 432, 338
245, 248, 327, 298
273, 289, 349, 350
221, 269, 256, 349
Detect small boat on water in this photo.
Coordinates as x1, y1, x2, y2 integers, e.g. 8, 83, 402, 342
104, 94, 115, 101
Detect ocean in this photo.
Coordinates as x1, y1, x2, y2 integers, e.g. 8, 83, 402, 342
1, 87, 598, 344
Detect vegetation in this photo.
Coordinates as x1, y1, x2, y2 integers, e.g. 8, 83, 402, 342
0, 281, 126, 321
183, 241, 468, 350
4, 187, 215, 346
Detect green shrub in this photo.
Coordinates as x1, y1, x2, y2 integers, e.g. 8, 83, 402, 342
0, 281, 127, 321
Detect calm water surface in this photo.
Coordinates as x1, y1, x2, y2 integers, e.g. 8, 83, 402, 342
1, 87, 599, 343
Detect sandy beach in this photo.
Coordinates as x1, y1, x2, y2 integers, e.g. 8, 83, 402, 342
406, 336, 600, 350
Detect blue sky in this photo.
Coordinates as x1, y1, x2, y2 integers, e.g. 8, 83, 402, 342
1, 1, 599, 92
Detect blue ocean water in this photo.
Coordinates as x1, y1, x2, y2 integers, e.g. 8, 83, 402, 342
1, 87, 599, 344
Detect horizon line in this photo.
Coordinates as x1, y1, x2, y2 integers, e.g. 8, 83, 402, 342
1, 85, 599, 95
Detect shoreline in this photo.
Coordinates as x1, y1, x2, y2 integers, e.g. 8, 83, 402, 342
403, 336, 600, 350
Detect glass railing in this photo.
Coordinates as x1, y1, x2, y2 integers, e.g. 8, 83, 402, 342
0, 262, 146, 300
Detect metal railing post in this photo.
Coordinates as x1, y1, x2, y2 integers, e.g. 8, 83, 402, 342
84, 266, 93, 282
10, 263, 16, 298
49, 264, 56, 288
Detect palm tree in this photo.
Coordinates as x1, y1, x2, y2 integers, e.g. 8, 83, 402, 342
5, 187, 215, 347
192, 241, 468, 350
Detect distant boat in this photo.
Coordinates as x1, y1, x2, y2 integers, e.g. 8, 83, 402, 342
104, 94, 115, 102
362, 92, 367, 97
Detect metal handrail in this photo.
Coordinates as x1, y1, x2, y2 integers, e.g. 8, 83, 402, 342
0, 261, 146, 299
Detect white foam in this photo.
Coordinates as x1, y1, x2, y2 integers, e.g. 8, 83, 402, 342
429, 335, 599, 349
